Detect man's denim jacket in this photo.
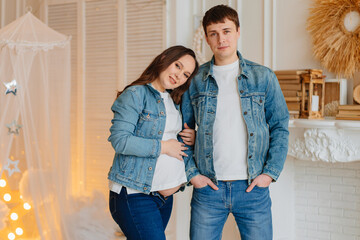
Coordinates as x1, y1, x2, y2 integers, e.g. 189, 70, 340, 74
181, 52, 289, 185
108, 84, 177, 194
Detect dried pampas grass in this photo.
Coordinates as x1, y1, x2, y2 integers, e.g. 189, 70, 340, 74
307, 0, 360, 78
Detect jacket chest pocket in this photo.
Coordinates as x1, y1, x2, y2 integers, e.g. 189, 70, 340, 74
252, 95, 266, 123
191, 96, 206, 123
137, 109, 159, 137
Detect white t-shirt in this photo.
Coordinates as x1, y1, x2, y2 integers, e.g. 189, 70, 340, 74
212, 60, 249, 180
150, 91, 187, 191
109, 90, 186, 194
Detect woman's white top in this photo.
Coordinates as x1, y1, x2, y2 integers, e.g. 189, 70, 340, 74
150, 91, 187, 191
109, 90, 186, 194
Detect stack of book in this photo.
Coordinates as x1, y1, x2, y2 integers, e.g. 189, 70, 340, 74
300, 69, 323, 82
336, 105, 360, 120
274, 70, 307, 119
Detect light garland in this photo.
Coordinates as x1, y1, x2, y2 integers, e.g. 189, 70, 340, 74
192, 25, 207, 65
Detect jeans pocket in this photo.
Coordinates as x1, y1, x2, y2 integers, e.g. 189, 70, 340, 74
254, 185, 269, 190
194, 185, 210, 191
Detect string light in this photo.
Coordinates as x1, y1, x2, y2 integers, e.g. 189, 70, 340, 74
10, 213, 18, 221
15, 228, 23, 235
7, 233, 15, 240
23, 203, 31, 210
0, 179, 6, 187
4, 193, 11, 202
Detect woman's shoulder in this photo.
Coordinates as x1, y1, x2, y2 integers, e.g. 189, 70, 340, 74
124, 84, 147, 93
120, 85, 149, 100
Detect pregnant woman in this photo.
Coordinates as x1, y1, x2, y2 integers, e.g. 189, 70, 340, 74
108, 45, 198, 240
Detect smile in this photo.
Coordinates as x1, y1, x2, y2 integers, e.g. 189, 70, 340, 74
169, 76, 176, 84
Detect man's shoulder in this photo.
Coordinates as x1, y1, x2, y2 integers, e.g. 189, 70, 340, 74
193, 61, 211, 80
243, 58, 274, 76
190, 61, 211, 85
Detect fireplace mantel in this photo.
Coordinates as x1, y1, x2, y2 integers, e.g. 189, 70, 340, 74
287, 119, 360, 162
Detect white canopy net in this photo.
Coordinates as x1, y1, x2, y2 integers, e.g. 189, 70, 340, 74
0, 12, 115, 239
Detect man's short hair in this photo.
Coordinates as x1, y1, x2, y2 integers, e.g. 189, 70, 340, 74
202, 5, 240, 36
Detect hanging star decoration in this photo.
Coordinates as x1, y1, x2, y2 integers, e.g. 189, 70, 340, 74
3, 79, 18, 95
4, 158, 21, 177
6, 120, 22, 135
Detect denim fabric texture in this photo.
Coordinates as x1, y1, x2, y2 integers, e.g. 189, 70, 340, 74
108, 84, 180, 193
181, 52, 289, 184
109, 188, 173, 240
190, 180, 272, 240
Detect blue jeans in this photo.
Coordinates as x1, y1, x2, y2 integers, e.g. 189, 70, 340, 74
190, 180, 272, 240
109, 188, 173, 240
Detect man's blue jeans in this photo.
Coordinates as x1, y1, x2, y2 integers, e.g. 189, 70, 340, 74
190, 180, 272, 240
109, 188, 173, 240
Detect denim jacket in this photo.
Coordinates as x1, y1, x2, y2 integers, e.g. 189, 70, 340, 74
107, 84, 179, 194
181, 52, 289, 185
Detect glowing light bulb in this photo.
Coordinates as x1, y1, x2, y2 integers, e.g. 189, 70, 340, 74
23, 203, 31, 210
4, 193, 11, 202
0, 179, 6, 187
8, 233, 15, 240
15, 227, 23, 235
10, 213, 18, 220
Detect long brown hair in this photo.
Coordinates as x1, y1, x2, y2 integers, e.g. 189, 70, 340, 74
117, 45, 199, 104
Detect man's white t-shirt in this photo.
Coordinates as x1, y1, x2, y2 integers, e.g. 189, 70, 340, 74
212, 60, 248, 180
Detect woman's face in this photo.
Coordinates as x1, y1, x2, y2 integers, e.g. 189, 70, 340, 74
153, 54, 196, 92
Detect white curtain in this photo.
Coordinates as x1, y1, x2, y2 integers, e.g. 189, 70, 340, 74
0, 12, 116, 240
0, 12, 72, 239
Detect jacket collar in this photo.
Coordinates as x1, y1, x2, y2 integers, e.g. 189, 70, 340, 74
202, 51, 250, 81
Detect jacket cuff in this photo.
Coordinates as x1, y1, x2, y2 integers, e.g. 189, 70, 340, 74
262, 166, 280, 182
151, 139, 161, 158
186, 167, 200, 185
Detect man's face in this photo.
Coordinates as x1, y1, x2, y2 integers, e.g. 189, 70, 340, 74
205, 18, 240, 65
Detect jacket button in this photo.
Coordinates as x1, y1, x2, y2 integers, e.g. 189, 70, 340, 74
158, 131, 162, 134
148, 167, 152, 171
240, 90, 244, 94
157, 100, 161, 103
244, 111, 247, 115
250, 133, 254, 136
249, 155, 252, 159
160, 111, 164, 115
260, 100, 263, 103
143, 187, 147, 190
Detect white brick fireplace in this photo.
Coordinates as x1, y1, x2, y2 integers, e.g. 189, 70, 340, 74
273, 119, 360, 240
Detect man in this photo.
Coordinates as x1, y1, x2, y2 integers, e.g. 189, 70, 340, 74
181, 4, 289, 240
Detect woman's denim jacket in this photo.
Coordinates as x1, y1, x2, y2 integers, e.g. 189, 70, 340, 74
108, 84, 179, 194
181, 52, 289, 185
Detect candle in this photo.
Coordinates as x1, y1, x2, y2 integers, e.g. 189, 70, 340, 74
311, 95, 319, 111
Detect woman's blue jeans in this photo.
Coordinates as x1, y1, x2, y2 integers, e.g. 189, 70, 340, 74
109, 187, 173, 240
190, 180, 272, 240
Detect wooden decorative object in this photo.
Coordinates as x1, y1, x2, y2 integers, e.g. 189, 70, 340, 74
307, 0, 360, 78
275, 69, 306, 119
300, 72, 325, 119
354, 84, 360, 104
324, 78, 348, 107
325, 80, 340, 106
